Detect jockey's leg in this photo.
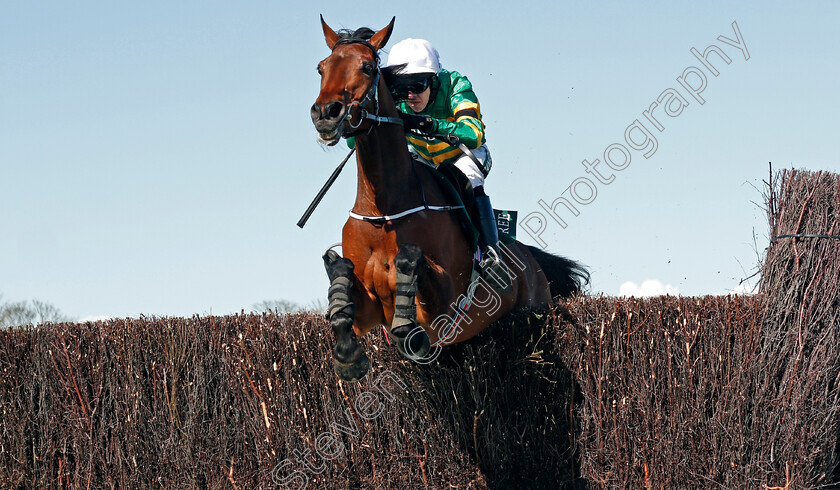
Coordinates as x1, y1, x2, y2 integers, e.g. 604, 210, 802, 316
453, 146, 513, 295
391, 243, 431, 360
474, 187, 513, 295
323, 250, 369, 381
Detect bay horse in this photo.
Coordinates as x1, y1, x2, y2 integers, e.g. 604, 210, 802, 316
311, 16, 587, 381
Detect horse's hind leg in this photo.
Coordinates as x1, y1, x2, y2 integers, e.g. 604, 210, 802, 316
391, 243, 431, 360
324, 252, 369, 381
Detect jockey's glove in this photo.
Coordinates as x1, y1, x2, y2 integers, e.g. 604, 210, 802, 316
398, 112, 436, 134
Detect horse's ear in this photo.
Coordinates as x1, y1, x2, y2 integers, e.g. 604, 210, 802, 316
369, 17, 395, 51
320, 14, 339, 49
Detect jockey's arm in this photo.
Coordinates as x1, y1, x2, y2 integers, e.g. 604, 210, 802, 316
431, 77, 485, 149
432, 108, 484, 150
348, 109, 483, 150
349, 75, 485, 150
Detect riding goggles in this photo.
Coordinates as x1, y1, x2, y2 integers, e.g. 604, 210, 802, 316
391, 76, 433, 101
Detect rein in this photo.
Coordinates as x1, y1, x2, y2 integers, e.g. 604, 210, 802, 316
343, 70, 406, 130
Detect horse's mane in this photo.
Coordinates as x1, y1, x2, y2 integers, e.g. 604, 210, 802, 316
332, 27, 382, 67
381, 63, 408, 88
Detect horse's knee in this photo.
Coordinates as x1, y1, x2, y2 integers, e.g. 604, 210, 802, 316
325, 256, 357, 350
394, 243, 425, 275
326, 258, 354, 318
327, 256, 354, 283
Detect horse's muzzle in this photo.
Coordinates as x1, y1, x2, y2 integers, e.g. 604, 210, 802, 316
311, 101, 347, 145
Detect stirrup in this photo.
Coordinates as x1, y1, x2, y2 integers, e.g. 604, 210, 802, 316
479, 247, 513, 295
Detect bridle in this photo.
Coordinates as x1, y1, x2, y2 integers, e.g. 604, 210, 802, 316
312, 38, 464, 224
328, 38, 404, 133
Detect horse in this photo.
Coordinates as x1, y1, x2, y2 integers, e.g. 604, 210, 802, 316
310, 16, 588, 381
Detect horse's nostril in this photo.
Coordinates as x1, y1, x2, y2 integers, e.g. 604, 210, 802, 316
326, 102, 343, 119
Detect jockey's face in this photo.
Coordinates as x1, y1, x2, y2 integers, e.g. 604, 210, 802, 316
406, 86, 431, 113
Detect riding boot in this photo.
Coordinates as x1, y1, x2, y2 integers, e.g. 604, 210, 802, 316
474, 192, 513, 295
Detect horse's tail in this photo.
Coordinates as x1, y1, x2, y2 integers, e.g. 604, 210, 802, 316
523, 244, 589, 298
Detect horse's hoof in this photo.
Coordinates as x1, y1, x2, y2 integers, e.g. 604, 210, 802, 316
397, 328, 431, 361
333, 354, 370, 382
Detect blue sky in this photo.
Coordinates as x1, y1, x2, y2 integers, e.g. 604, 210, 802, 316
2, 1, 838, 320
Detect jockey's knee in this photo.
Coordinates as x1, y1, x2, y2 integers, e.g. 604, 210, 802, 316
453, 144, 490, 188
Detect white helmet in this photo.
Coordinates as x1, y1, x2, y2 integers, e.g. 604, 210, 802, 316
385, 38, 441, 75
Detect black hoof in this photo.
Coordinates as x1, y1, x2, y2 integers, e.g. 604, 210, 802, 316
333, 354, 370, 382
395, 327, 431, 361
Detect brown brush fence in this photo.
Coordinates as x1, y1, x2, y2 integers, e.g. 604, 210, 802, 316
1, 169, 839, 489
1, 311, 575, 489
559, 294, 836, 488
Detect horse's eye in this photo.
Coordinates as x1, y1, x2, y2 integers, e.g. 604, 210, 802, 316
361, 63, 374, 76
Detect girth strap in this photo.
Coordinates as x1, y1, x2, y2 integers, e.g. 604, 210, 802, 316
349, 156, 464, 223
349, 203, 464, 222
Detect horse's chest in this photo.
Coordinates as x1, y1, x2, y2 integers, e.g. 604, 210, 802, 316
364, 252, 395, 301
349, 246, 394, 308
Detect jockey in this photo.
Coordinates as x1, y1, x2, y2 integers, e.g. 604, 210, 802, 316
383, 38, 512, 293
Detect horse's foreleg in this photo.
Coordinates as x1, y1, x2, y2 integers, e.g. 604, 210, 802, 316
391, 243, 431, 360
324, 253, 369, 382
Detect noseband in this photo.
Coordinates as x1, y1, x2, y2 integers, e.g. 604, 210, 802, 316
329, 39, 404, 132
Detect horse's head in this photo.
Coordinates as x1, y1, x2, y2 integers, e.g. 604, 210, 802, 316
311, 16, 395, 146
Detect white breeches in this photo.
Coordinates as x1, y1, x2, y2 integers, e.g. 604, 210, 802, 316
453, 144, 490, 188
